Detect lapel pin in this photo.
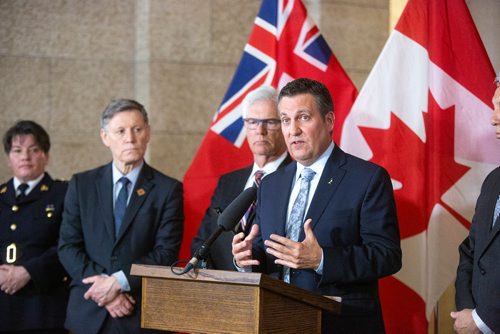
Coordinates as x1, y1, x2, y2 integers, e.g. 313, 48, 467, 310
40, 185, 49, 191
45, 204, 55, 212
327, 178, 333, 185
136, 188, 145, 196
0, 186, 6, 194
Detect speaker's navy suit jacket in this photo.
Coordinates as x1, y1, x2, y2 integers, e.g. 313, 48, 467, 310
253, 146, 401, 333
58, 162, 183, 334
191, 156, 291, 270
455, 166, 500, 333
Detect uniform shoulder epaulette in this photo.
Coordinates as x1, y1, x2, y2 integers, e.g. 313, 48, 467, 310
0, 182, 8, 194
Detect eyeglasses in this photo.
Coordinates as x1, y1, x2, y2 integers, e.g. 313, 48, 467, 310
243, 118, 281, 130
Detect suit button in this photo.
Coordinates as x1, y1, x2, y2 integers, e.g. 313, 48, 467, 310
11, 205, 19, 212
478, 262, 485, 275
10, 224, 16, 231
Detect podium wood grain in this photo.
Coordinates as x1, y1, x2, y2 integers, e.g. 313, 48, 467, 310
131, 264, 340, 334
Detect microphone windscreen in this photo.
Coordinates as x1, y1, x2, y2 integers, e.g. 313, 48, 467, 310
217, 187, 257, 231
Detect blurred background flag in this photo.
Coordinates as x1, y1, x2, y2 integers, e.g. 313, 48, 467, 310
341, 0, 498, 332
181, 0, 357, 260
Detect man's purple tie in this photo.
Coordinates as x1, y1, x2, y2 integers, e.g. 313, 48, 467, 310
240, 170, 264, 230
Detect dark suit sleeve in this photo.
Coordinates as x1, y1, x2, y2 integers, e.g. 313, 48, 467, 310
320, 167, 402, 285
125, 180, 183, 285
191, 180, 223, 256
455, 171, 500, 332
58, 175, 106, 281
455, 235, 475, 309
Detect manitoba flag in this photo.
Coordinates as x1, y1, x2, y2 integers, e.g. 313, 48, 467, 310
341, 0, 498, 332
181, 0, 357, 259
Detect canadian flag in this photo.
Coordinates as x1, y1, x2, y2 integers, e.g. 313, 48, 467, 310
340, 0, 498, 332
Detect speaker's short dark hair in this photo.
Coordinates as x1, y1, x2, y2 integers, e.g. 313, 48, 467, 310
278, 78, 334, 117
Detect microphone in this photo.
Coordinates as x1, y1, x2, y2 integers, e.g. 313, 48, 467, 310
182, 186, 257, 274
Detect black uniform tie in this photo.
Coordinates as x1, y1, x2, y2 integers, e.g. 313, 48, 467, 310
17, 183, 29, 201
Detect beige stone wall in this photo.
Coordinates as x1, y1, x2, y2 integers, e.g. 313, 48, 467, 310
0, 0, 498, 181
0, 0, 390, 182
0, 0, 498, 332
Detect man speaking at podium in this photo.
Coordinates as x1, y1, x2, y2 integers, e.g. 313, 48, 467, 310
232, 78, 402, 333
191, 86, 290, 270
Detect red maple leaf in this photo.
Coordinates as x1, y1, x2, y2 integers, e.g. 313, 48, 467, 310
359, 91, 470, 238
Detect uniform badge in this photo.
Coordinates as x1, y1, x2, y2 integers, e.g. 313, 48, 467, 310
45, 204, 55, 218
136, 188, 145, 196
6, 243, 17, 263
40, 184, 49, 191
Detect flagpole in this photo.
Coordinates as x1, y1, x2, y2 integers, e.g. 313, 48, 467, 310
389, 0, 407, 29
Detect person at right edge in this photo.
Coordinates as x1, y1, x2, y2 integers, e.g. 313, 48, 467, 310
232, 78, 402, 333
452, 72, 500, 334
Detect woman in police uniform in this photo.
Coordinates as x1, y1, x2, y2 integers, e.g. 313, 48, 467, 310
0, 120, 68, 333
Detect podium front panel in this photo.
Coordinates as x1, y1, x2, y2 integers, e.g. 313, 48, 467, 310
141, 276, 259, 333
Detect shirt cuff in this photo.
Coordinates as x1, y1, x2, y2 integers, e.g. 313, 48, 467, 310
233, 257, 252, 273
314, 250, 324, 274
112, 271, 130, 292
472, 309, 494, 334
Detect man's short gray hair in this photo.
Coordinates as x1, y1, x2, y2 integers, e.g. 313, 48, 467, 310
101, 99, 149, 129
241, 86, 278, 119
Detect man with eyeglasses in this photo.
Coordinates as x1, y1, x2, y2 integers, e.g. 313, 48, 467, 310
191, 86, 290, 270
452, 72, 500, 334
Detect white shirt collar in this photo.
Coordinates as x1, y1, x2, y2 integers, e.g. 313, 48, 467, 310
295, 141, 335, 182
112, 161, 144, 186
251, 151, 288, 176
245, 151, 288, 189
13, 173, 45, 196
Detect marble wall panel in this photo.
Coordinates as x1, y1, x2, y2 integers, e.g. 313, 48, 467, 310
49, 59, 134, 135
149, 132, 205, 181
48, 133, 111, 180
320, 3, 389, 78
0, 57, 51, 128
210, 0, 261, 64
317, 0, 388, 9
0, 0, 135, 60
149, 0, 211, 62
149, 61, 235, 134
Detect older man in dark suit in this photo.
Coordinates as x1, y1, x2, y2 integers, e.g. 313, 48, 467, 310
58, 99, 183, 334
191, 86, 290, 270
452, 73, 500, 334
233, 78, 402, 333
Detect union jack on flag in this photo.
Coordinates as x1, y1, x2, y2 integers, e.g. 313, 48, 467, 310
210, 0, 355, 148
181, 0, 357, 272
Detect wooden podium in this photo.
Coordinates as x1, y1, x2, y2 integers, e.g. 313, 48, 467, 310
131, 264, 340, 334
